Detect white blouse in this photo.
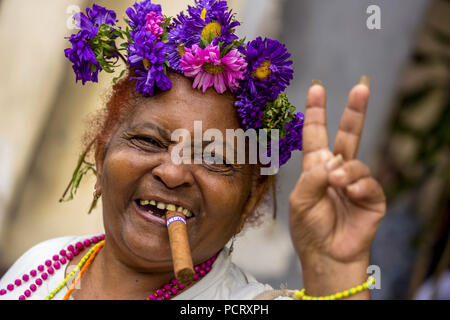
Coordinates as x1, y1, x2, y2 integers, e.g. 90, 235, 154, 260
0, 235, 291, 300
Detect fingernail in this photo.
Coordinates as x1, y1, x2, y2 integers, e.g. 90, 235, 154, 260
326, 154, 343, 171
347, 184, 359, 193
331, 168, 346, 179
359, 75, 370, 88
312, 79, 323, 87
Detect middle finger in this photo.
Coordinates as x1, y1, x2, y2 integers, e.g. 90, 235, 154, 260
333, 77, 370, 161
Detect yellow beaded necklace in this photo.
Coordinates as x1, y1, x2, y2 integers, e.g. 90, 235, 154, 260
45, 240, 105, 300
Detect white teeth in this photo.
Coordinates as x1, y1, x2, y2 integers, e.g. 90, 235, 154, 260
156, 202, 166, 210
140, 199, 194, 217
182, 208, 192, 217
166, 204, 176, 211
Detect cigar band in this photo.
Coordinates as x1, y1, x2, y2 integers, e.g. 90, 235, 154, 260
166, 215, 187, 227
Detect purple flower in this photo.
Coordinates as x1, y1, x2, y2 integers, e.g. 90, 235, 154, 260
126, 1, 171, 96
166, 1, 240, 73
191, 0, 228, 16
77, 4, 117, 32
238, 37, 294, 101
166, 12, 189, 72
126, 0, 162, 37
234, 95, 266, 130
269, 112, 304, 167
65, 31, 99, 84
128, 31, 171, 96
180, 0, 240, 48
64, 4, 118, 84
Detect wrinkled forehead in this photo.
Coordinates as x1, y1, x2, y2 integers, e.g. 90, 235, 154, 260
127, 73, 242, 135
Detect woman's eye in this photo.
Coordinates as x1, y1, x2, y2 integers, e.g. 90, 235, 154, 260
202, 158, 234, 173
131, 136, 162, 149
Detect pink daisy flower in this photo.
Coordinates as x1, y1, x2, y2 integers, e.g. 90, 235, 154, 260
180, 44, 247, 94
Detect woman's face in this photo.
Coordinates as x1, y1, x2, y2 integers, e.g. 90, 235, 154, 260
97, 74, 257, 271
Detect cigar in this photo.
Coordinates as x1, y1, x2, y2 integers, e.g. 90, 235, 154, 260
165, 211, 194, 283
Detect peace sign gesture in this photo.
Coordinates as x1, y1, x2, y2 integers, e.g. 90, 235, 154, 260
289, 78, 386, 298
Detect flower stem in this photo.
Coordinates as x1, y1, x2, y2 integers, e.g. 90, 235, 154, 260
116, 50, 127, 65
59, 138, 96, 202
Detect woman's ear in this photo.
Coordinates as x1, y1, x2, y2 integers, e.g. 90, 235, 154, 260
94, 145, 104, 195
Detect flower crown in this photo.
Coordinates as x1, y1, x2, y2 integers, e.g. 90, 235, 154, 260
64, 0, 304, 168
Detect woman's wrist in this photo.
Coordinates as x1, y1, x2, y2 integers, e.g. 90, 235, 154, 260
300, 253, 371, 300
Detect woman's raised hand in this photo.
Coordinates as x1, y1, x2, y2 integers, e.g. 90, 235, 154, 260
289, 78, 386, 297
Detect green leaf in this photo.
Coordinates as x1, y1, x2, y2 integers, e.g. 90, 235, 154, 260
220, 42, 235, 58
113, 68, 126, 84
162, 15, 173, 31
161, 32, 169, 43
262, 93, 297, 139
200, 36, 209, 49
59, 151, 97, 203
233, 37, 246, 47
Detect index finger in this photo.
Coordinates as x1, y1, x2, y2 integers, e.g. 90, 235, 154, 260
302, 82, 330, 171
333, 77, 370, 160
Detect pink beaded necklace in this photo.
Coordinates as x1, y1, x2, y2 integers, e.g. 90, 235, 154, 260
0, 234, 219, 300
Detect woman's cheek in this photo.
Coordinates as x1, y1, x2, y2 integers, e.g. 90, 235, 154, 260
103, 148, 144, 189
205, 180, 249, 225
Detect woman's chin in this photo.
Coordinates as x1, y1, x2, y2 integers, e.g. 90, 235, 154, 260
120, 228, 174, 267
111, 206, 174, 266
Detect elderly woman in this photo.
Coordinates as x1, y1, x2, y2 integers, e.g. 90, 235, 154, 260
0, 0, 385, 300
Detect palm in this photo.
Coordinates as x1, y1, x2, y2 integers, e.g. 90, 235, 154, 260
289, 80, 386, 264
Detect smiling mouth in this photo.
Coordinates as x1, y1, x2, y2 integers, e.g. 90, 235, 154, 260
135, 199, 196, 220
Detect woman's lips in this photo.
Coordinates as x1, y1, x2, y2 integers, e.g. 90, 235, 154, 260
133, 200, 195, 227
133, 200, 166, 227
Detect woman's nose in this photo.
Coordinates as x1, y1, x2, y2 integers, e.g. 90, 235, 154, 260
151, 159, 195, 189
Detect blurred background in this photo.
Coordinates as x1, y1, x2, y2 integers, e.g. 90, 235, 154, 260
0, 0, 448, 299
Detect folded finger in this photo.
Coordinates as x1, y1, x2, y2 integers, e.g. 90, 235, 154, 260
345, 177, 386, 206
328, 159, 371, 188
